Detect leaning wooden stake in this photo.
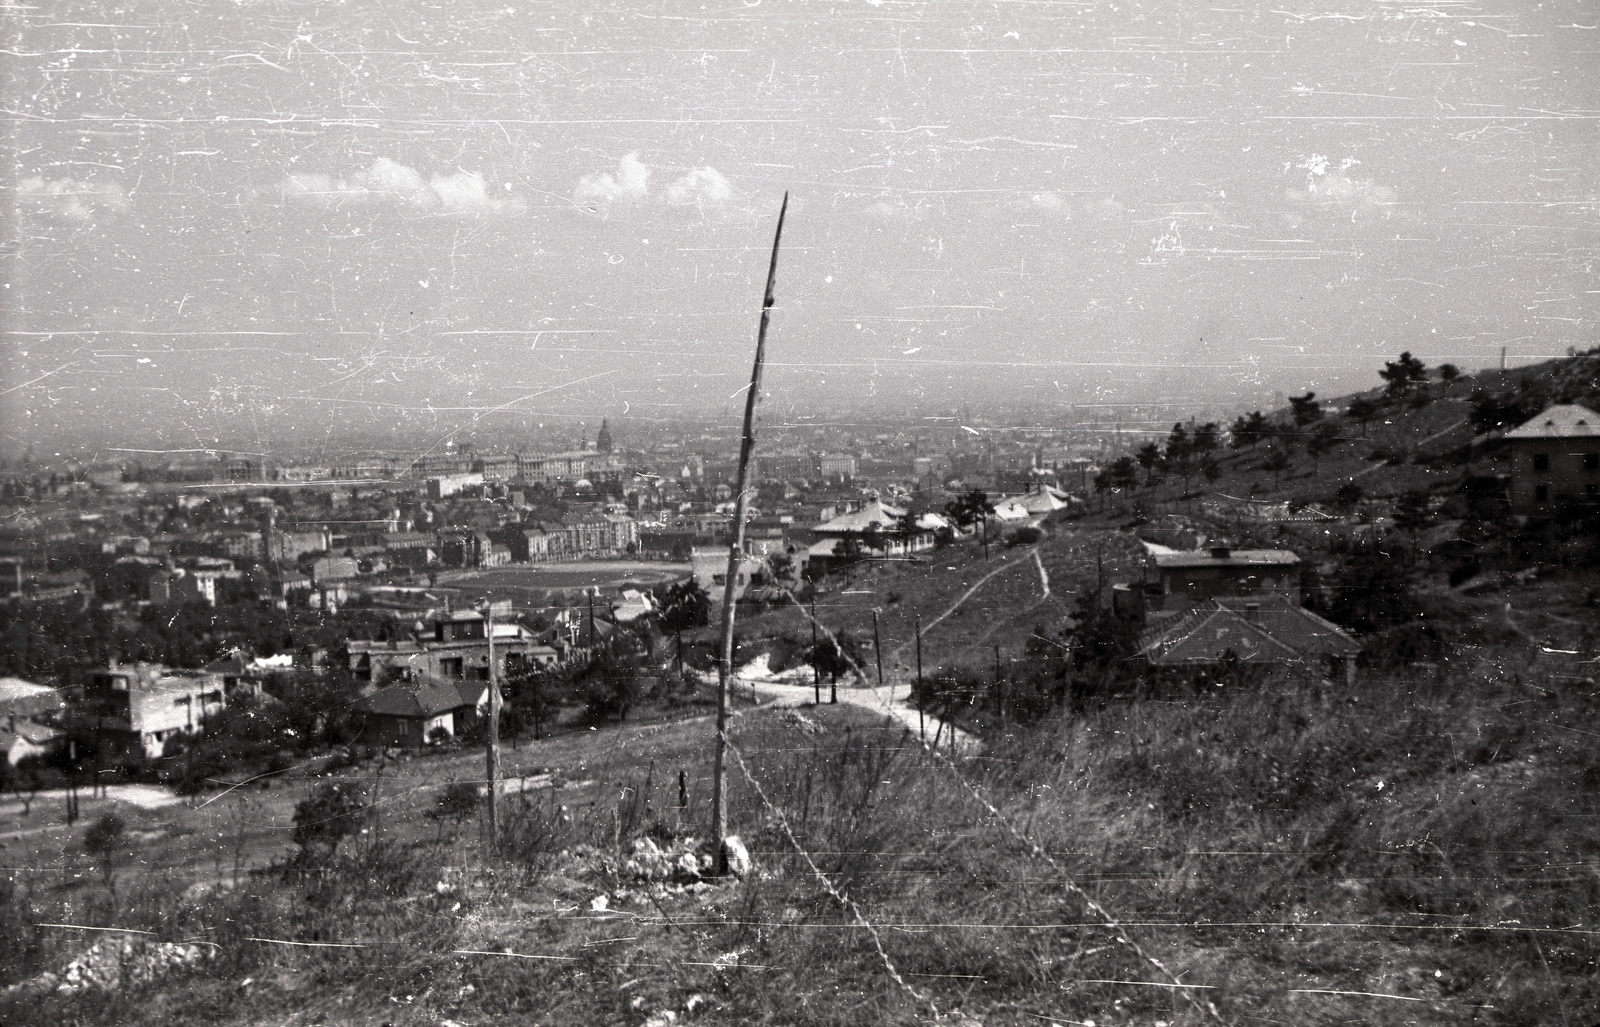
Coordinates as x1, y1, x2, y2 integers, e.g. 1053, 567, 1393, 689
712, 192, 789, 873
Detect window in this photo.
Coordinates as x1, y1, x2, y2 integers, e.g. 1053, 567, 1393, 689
1589, 484, 1598, 499
1533, 453, 1549, 470
1586, 453, 1599, 471
439, 657, 464, 678
1536, 484, 1549, 503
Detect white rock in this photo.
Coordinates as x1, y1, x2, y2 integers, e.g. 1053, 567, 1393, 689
720, 835, 752, 878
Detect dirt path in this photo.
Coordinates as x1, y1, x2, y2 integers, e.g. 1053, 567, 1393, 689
743, 675, 978, 754
889, 553, 1021, 663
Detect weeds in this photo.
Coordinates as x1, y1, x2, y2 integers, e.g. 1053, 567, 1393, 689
3, 664, 1596, 1026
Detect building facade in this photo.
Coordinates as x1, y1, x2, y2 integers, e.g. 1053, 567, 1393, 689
1505, 403, 1600, 515
79, 662, 226, 759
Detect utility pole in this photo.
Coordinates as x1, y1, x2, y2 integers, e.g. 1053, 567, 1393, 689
482, 602, 501, 851
994, 645, 1004, 723
811, 598, 821, 706
914, 612, 924, 744
872, 609, 884, 690
713, 192, 788, 874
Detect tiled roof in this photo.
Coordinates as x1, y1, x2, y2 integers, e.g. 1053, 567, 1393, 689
814, 499, 906, 533
1503, 403, 1600, 440
1138, 598, 1358, 666
358, 680, 478, 718
1213, 597, 1360, 657
1138, 608, 1299, 665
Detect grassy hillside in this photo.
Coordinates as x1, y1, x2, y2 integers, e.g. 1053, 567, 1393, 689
2, 658, 1596, 1026
682, 528, 1146, 685
5, 356, 1600, 1025
1109, 352, 1600, 512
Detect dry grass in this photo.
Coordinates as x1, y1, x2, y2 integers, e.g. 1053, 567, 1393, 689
2, 658, 1597, 1026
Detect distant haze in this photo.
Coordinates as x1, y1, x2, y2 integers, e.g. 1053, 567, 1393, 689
3, 0, 1595, 457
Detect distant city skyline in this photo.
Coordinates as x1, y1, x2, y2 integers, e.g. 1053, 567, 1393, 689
4, 0, 1593, 455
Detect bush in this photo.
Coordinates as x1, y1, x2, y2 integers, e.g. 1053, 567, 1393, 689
83, 812, 127, 888
584, 668, 642, 722
291, 781, 371, 861
1004, 525, 1043, 547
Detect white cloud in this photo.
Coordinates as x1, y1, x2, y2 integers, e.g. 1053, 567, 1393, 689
574, 152, 652, 205
366, 156, 429, 200
17, 176, 128, 223
283, 158, 524, 215
430, 170, 490, 211
1286, 155, 1397, 208
665, 166, 732, 206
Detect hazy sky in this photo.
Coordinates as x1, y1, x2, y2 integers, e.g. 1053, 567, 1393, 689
4, 0, 1597, 456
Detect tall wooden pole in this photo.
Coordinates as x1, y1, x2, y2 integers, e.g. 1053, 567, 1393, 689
872, 609, 884, 690
484, 603, 501, 850
713, 192, 788, 871
914, 612, 924, 743
811, 598, 821, 706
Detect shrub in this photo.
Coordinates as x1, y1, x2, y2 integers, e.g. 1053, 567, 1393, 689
291, 781, 371, 861
1004, 525, 1043, 547
501, 793, 575, 886
584, 668, 642, 722
83, 813, 127, 889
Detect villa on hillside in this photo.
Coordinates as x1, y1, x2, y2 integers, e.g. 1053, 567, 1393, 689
805, 499, 951, 575
1504, 403, 1600, 516
347, 608, 557, 688
1135, 595, 1360, 688
76, 662, 226, 760
355, 678, 489, 748
991, 484, 1077, 527
1137, 545, 1302, 614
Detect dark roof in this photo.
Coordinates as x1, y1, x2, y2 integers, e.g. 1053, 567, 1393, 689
1212, 597, 1360, 657
358, 679, 481, 718
1139, 597, 1359, 667
1138, 608, 1301, 666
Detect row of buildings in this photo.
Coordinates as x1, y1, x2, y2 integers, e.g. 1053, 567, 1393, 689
0, 602, 606, 764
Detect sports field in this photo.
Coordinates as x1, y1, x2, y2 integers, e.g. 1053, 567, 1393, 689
433, 560, 691, 609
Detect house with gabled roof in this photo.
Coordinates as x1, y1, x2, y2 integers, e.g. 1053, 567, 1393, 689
1136, 595, 1359, 687
355, 678, 490, 748
812, 498, 948, 556
1504, 403, 1600, 515
991, 485, 1076, 527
